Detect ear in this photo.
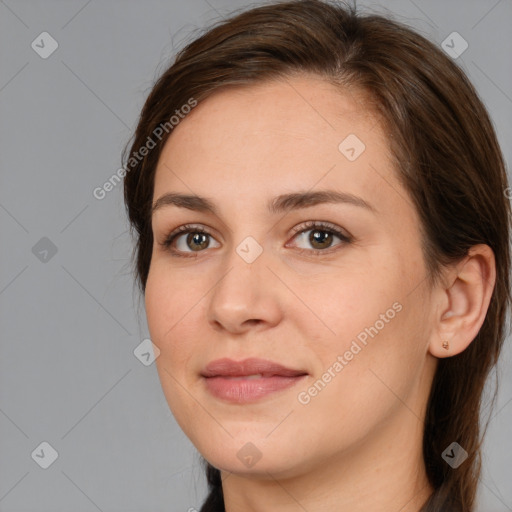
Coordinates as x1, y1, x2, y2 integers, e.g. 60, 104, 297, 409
429, 244, 496, 358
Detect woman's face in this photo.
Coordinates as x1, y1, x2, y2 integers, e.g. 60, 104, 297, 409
145, 75, 439, 479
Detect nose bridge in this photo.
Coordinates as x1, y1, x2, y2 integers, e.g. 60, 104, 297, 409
213, 233, 267, 307
207, 233, 280, 332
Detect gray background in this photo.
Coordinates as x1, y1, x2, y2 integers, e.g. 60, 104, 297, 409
0, 0, 511, 510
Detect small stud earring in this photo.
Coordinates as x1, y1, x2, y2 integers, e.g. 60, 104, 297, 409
442, 340, 449, 350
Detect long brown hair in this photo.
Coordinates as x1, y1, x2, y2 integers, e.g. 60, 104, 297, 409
122, 1, 511, 510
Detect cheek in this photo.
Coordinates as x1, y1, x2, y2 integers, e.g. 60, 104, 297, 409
145, 266, 203, 431
292, 303, 424, 446
295, 263, 426, 402
292, 266, 398, 345
144, 263, 198, 366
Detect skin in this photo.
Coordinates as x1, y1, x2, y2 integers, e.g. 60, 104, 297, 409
145, 74, 496, 512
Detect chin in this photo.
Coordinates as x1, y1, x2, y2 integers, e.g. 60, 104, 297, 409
195, 433, 316, 480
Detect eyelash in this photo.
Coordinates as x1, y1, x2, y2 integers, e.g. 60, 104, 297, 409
159, 221, 353, 258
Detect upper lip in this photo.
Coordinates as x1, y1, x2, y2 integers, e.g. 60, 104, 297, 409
201, 357, 308, 378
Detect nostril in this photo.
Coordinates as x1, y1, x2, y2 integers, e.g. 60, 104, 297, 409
245, 319, 262, 327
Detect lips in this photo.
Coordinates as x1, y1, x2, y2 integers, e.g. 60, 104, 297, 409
201, 357, 308, 403
201, 357, 307, 378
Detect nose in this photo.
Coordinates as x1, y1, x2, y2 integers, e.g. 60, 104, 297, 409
207, 243, 283, 335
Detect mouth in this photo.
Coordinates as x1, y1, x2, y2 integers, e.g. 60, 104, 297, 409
201, 357, 308, 403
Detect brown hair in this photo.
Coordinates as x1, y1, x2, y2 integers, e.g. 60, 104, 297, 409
122, 1, 511, 510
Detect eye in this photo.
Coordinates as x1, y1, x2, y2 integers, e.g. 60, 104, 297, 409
160, 224, 220, 257
159, 221, 352, 258
287, 221, 352, 255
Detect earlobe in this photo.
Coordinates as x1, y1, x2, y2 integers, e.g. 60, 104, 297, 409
428, 244, 496, 359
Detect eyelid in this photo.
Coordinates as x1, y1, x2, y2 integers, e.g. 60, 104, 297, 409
285, 220, 352, 255
288, 220, 351, 240
159, 223, 218, 248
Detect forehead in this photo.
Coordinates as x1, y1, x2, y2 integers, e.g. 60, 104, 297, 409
153, 75, 400, 215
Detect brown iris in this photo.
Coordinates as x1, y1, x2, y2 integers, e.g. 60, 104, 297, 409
309, 229, 333, 250
187, 232, 209, 251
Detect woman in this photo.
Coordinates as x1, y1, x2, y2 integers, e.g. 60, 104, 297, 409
122, 1, 511, 510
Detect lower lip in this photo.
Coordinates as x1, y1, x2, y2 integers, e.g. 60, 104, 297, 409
203, 375, 307, 403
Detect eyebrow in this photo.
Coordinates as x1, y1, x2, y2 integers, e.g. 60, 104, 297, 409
151, 189, 376, 217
